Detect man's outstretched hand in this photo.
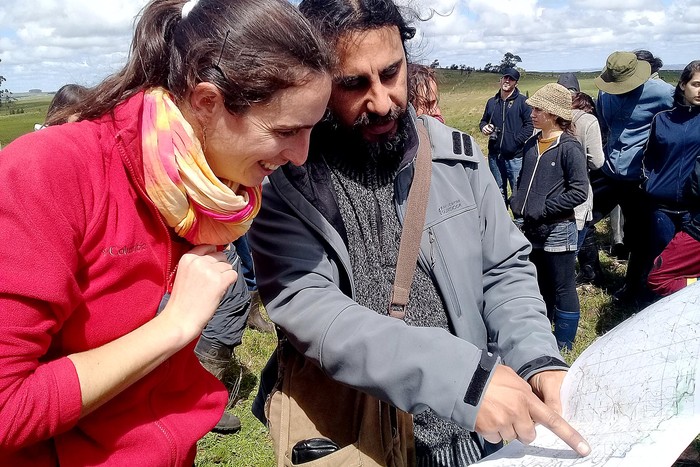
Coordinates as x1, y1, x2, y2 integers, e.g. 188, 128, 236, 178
529, 369, 567, 415
474, 365, 590, 457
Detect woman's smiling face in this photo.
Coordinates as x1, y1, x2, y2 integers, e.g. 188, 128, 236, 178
199, 72, 331, 188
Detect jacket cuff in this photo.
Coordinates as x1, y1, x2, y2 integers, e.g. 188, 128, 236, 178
516, 356, 569, 381
454, 350, 500, 430
464, 350, 499, 405
51, 356, 83, 428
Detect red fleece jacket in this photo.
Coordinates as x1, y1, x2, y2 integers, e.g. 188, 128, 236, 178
0, 93, 228, 466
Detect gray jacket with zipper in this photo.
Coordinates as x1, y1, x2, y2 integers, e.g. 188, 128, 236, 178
249, 113, 567, 432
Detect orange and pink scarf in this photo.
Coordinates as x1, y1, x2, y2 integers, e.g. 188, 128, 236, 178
141, 88, 261, 245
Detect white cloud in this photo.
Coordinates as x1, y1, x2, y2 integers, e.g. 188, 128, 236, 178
0, 0, 146, 91
0, 0, 699, 92
408, 0, 700, 71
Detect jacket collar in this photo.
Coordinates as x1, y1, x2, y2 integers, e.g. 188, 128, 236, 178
102, 91, 148, 189
531, 129, 572, 154
494, 86, 521, 102
673, 100, 700, 115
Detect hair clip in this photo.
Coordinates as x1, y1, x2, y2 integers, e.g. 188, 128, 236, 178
181, 0, 200, 19
214, 30, 230, 70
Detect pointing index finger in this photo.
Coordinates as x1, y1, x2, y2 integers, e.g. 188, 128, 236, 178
529, 395, 591, 457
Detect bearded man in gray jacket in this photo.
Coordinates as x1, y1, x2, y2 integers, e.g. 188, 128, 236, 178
248, 0, 590, 464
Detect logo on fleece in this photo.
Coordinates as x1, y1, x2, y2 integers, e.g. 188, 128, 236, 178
438, 199, 463, 215
101, 243, 147, 257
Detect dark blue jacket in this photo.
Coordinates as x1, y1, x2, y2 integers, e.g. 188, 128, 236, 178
683, 134, 700, 242
479, 87, 533, 159
643, 103, 700, 209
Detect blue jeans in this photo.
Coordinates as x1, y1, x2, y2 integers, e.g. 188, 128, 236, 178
650, 208, 691, 260
488, 155, 522, 207
233, 234, 257, 291
529, 247, 580, 315
576, 224, 589, 252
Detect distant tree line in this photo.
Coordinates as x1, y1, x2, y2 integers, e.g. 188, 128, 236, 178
429, 52, 523, 75
0, 57, 18, 109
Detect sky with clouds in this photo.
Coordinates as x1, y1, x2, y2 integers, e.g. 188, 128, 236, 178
0, 0, 699, 92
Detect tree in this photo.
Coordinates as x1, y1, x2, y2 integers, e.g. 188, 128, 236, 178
0, 58, 6, 108
430, 59, 440, 69
499, 52, 522, 72
483, 62, 498, 73
3, 89, 14, 107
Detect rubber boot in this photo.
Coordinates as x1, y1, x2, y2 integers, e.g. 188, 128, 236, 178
553, 308, 580, 351
576, 228, 603, 286
246, 290, 276, 334
194, 337, 242, 434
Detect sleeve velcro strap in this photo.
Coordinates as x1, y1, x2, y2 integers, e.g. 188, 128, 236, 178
463, 350, 498, 406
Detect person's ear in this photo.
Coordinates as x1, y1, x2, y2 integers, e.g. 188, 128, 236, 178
188, 82, 225, 120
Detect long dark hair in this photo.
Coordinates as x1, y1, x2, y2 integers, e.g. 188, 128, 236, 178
47, 0, 331, 126
634, 49, 663, 74
554, 117, 573, 135
407, 63, 438, 111
46, 84, 89, 123
298, 0, 416, 58
572, 91, 598, 118
674, 60, 700, 105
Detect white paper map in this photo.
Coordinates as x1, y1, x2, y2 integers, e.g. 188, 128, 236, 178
478, 281, 700, 466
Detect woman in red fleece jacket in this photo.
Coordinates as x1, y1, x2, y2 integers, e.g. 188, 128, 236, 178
0, 0, 331, 465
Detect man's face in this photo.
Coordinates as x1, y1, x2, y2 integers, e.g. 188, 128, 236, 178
500, 75, 517, 93
329, 26, 408, 144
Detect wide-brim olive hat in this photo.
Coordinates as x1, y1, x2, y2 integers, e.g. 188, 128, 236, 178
594, 51, 651, 95
526, 83, 573, 121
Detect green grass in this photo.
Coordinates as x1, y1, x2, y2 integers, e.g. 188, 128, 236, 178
196, 327, 277, 467
1, 72, 693, 466
0, 95, 52, 148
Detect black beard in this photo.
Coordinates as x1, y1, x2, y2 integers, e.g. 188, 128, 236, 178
319, 107, 409, 163
314, 109, 412, 187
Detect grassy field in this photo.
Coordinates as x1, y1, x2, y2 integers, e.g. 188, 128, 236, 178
0, 94, 53, 148
195, 70, 686, 466
0, 71, 693, 466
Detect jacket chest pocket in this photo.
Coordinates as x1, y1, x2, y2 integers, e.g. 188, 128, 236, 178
422, 193, 480, 318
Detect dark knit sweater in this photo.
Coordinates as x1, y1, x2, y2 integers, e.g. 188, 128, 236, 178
325, 144, 483, 466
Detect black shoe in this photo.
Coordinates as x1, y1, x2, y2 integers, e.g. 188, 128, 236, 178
612, 284, 656, 307
612, 284, 631, 302
576, 265, 597, 286
610, 243, 629, 261
246, 291, 276, 334
212, 411, 242, 435
195, 337, 233, 380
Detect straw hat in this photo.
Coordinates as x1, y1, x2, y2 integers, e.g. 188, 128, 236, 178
594, 51, 651, 95
526, 83, 573, 121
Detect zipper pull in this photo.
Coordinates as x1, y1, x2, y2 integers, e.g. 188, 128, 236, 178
428, 228, 436, 270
